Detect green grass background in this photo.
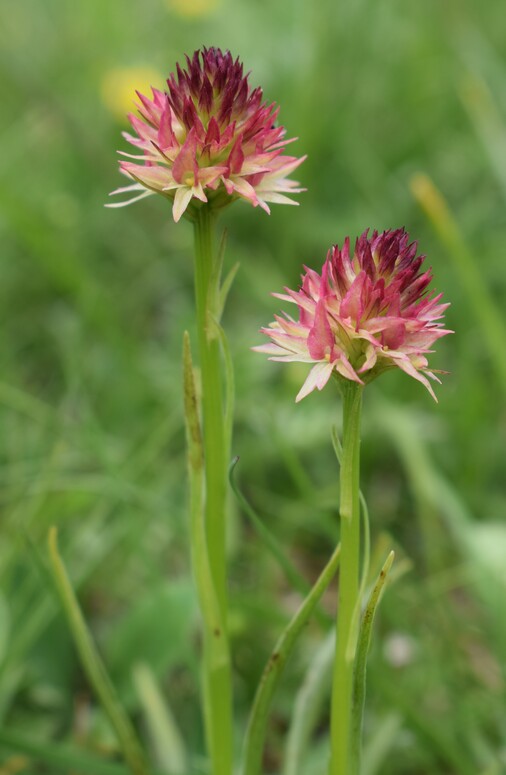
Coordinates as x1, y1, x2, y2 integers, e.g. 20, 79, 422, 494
0, 0, 505, 773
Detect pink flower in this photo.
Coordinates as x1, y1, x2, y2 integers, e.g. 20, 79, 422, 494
254, 229, 452, 402
107, 47, 306, 222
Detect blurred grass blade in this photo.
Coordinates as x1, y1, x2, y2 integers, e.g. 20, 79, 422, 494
0, 593, 9, 667
229, 458, 314, 600
372, 398, 502, 771
410, 172, 506, 394
0, 380, 55, 424
241, 541, 341, 775
133, 663, 187, 775
478, 765, 502, 775
374, 670, 476, 775
350, 551, 395, 774
283, 630, 335, 775
47, 528, 150, 775
361, 713, 403, 775
0, 729, 138, 775
374, 396, 506, 663
460, 74, 506, 201
0, 189, 123, 345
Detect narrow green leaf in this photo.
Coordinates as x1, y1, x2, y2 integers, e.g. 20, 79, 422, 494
133, 662, 187, 775
283, 630, 335, 775
47, 528, 150, 775
350, 551, 395, 774
218, 261, 240, 320
242, 542, 341, 775
209, 227, 228, 321
361, 713, 402, 775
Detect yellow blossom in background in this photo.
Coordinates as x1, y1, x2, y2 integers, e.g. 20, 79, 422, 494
166, 0, 220, 19
101, 66, 163, 123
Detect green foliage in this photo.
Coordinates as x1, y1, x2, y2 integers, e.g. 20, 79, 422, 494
0, 0, 505, 772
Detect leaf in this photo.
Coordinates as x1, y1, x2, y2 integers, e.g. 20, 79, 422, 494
133, 663, 187, 775
218, 261, 240, 320
361, 713, 403, 775
208, 227, 228, 321
283, 630, 335, 775
350, 551, 394, 774
241, 542, 341, 775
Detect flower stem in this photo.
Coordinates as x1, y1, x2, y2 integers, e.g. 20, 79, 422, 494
193, 206, 228, 611
192, 206, 233, 775
329, 380, 363, 775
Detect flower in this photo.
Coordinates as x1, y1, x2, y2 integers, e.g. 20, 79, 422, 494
254, 229, 452, 402
107, 47, 306, 222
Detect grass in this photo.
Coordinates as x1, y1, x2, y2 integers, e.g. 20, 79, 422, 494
0, 0, 505, 772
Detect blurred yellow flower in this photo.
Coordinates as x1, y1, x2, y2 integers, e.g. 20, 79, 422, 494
166, 0, 220, 18
101, 66, 163, 123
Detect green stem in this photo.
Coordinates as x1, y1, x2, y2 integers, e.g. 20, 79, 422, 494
191, 208, 233, 775
193, 206, 228, 612
329, 381, 363, 775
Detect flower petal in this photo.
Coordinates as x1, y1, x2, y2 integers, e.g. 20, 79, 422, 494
172, 187, 193, 222
296, 361, 334, 402
307, 300, 334, 360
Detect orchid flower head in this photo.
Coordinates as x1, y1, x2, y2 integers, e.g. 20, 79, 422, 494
107, 47, 306, 222
254, 229, 453, 402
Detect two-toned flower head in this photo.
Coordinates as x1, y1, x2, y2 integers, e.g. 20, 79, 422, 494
254, 229, 452, 402
107, 47, 306, 222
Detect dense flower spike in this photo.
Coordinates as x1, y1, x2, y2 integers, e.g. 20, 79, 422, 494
107, 47, 306, 222
254, 229, 452, 401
